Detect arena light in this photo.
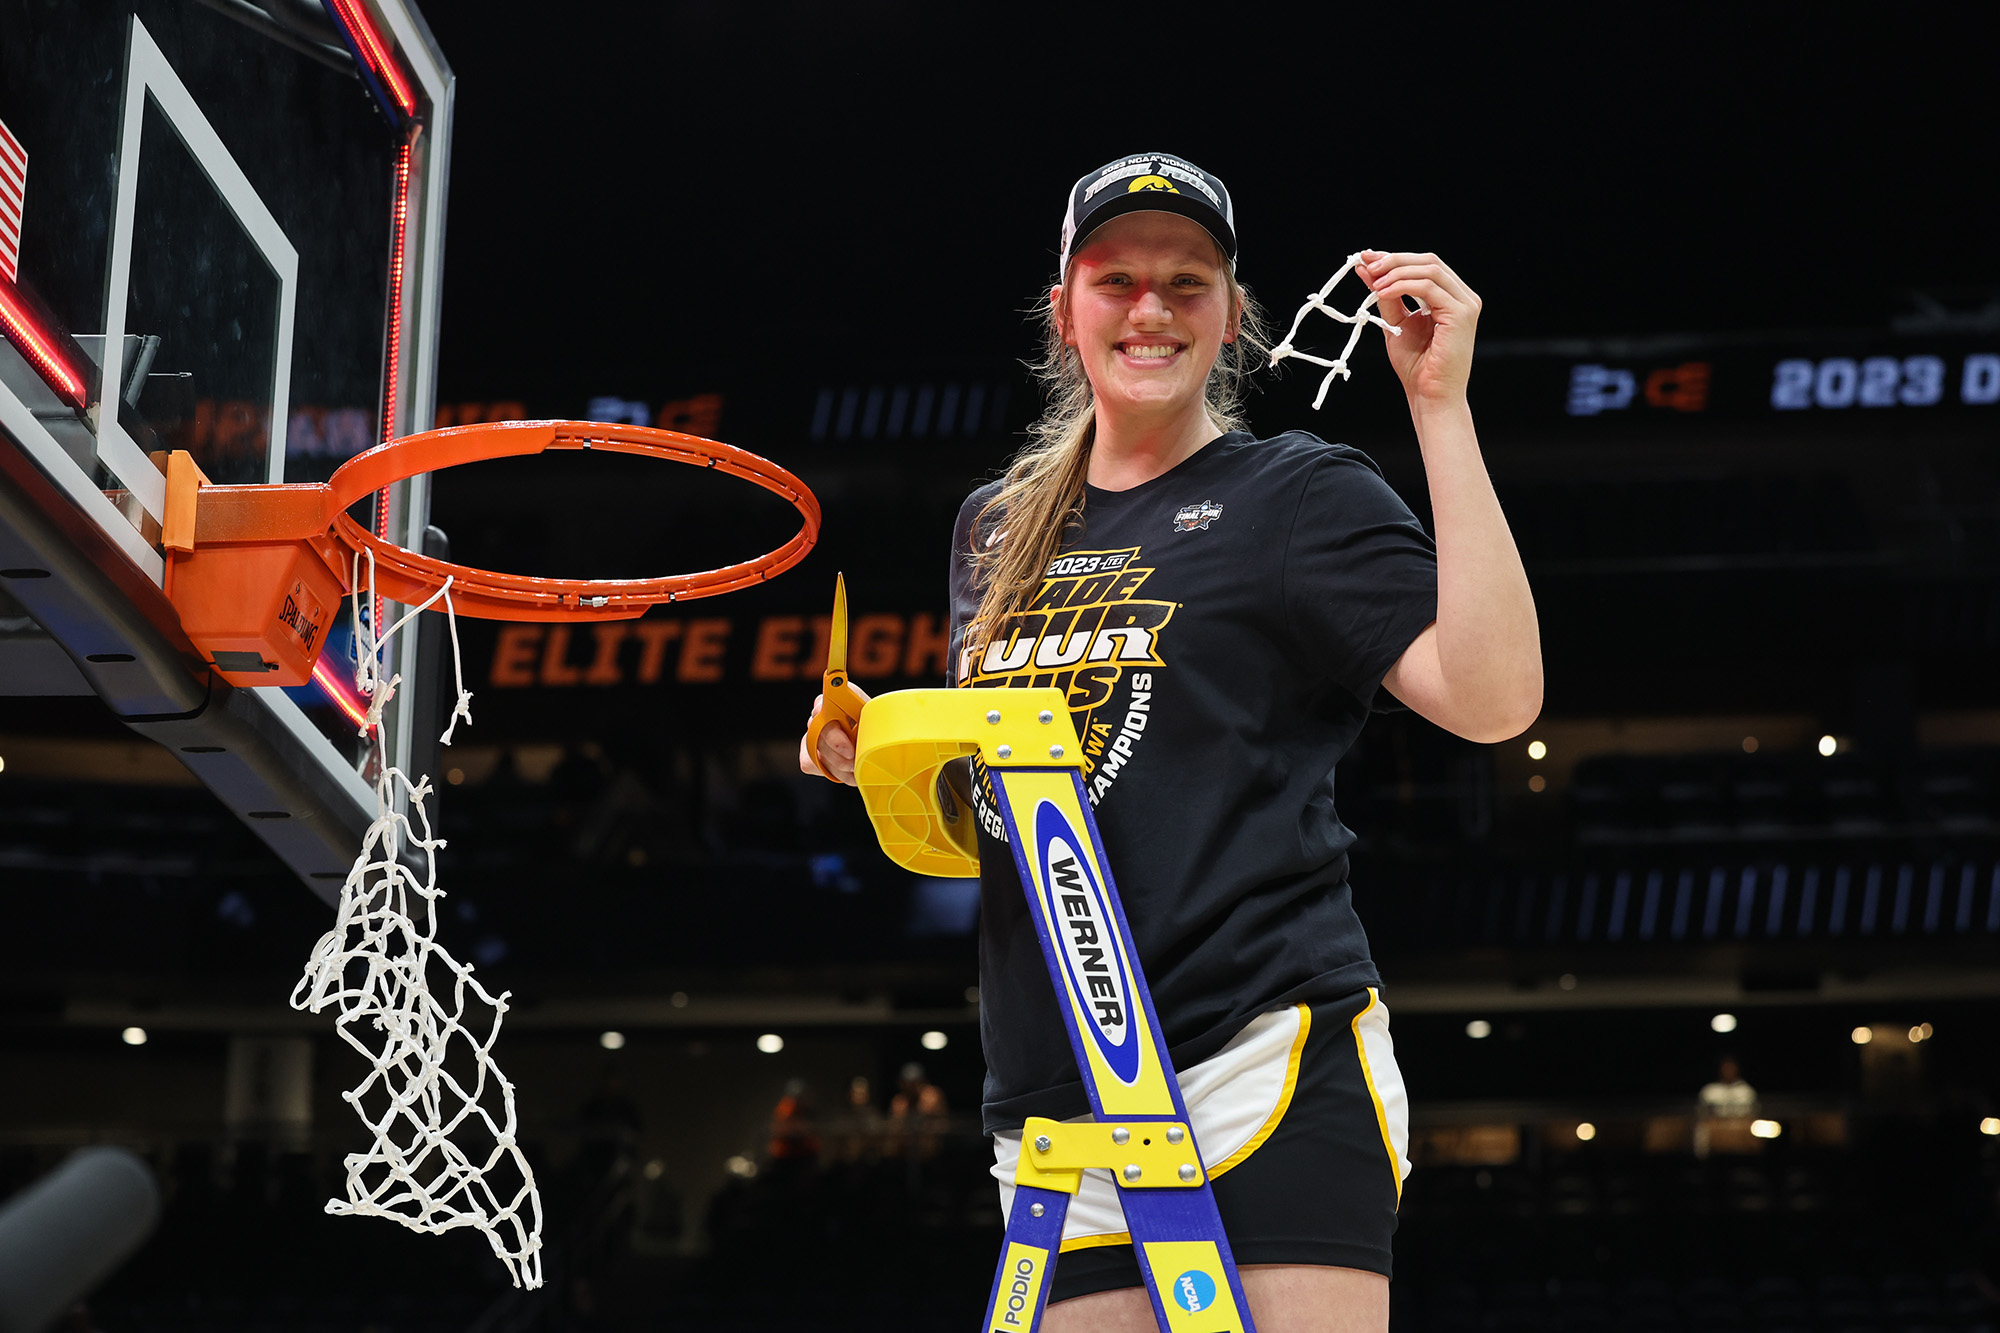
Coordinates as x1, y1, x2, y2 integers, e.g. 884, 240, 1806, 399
121, 1026, 147, 1046
1741, 736, 1759, 753
1711, 1012, 1738, 1034
1850, 1025, 1874, 1045
599, 1031, 625, 1051
920, 1030, 948, 1051
1909, 1022, 1933, 1043
1818, 734, 1839, 757
324, 0, 417, 118
756, 1033, 784, 1054
1750, 1119, 1782, 1139
0, 278, 90, 411
1981, 1118, 2000, 1137
1465, 1019, 1492, 1039
1527, 739, 1547, 760
1574, 1122, 1596, 1141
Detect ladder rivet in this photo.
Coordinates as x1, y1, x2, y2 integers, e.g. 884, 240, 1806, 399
1110, 1127, 1129, 1145
987, 710, 1002, 724
1034, 1135, 1051, 1153
1038, 710, 1054, 724
1166, 1126, 1185, 1144
1049, 744, 1064, 758
1179, 1163, 1198, 1182
997, 744, 1014, 759
1123, 1164, 1142, 1182
1030, 1203, 1045, 1217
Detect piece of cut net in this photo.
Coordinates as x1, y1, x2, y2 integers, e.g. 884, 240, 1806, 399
289, 552, 543, 1289
1267, 251, 1421, 409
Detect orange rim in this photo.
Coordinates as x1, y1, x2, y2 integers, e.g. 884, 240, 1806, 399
324, 420, 821, 619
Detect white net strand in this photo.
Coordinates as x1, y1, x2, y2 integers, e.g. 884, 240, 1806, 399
289, 555, 543, 1288
1267, 251, 1424, 409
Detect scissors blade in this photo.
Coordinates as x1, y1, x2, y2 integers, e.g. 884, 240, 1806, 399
826, 572, 849, 678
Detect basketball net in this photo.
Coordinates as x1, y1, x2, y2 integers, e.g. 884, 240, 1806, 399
1267, 251, 1420, 409
289, 551, 543, 1288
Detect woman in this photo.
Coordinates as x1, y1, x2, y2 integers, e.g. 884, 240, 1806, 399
802, 151, 1540, 1332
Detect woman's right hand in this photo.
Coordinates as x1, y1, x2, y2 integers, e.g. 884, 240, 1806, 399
799, 690, 864, 784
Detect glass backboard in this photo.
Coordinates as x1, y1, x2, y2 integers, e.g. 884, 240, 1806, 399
0, 0, 453, 892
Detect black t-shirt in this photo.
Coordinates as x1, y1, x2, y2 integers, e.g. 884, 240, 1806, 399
947, 429, 1440, 1133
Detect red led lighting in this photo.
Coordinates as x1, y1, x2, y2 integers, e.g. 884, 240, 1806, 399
372, 139, 414, 640
326, 0, 417, 117
0, 279, 87, 408
312, 656, 372, 729
382, 141, 411, 454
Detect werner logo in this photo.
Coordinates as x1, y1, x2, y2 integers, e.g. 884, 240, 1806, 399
1033, 800, 1139, 1084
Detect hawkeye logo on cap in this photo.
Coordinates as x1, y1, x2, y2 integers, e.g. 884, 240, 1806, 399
1080, 154, 1221, 209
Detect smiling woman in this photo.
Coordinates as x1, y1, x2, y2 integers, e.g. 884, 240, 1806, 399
801, 150, 1541, 1333
963, 182, 1270, 651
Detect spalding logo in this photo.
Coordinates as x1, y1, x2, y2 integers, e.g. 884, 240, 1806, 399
1033, 800, 1139, 1084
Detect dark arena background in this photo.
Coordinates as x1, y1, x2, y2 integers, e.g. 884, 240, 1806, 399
4, 4, 2000, 1331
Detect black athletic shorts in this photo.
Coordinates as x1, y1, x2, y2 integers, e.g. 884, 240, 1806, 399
991, 988, 1410, 1305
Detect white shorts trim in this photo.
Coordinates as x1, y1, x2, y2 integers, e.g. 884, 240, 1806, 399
1352, 987, 1412, 1198
991, 1002, 1310, 1248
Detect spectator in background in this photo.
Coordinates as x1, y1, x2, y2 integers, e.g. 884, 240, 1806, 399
1695, 1056, 1760, 1157
831, 1075, 884, 1162
575, 1066, 644, 1177
888, 1062, 949, 1160
768, 1078, 820, 1165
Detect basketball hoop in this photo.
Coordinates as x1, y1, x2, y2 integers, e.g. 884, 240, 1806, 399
162, 419, 822, 686
263, 420, 822, 1290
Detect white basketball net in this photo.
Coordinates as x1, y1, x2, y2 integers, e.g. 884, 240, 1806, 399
289, 551, 544, 1289
1267, 251, 1421, 409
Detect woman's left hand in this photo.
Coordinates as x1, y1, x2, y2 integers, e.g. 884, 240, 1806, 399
1358, 250, 1481, 409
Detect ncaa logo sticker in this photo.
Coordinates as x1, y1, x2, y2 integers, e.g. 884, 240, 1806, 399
1173, 1269, 1218, 1313
1033, 800, 1140, 1085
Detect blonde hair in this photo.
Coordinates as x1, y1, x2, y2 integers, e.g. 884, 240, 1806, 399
965, 259, 1269, 662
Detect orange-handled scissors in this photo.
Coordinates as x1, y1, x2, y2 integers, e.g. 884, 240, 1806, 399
805, 572, 868, 783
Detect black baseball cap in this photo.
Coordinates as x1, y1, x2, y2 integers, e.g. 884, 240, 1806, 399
1058, 152, 1238, 275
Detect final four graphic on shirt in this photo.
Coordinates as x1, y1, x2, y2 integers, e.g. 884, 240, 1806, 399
1172, 500, 1223, 532
958, 545, 1175, 808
